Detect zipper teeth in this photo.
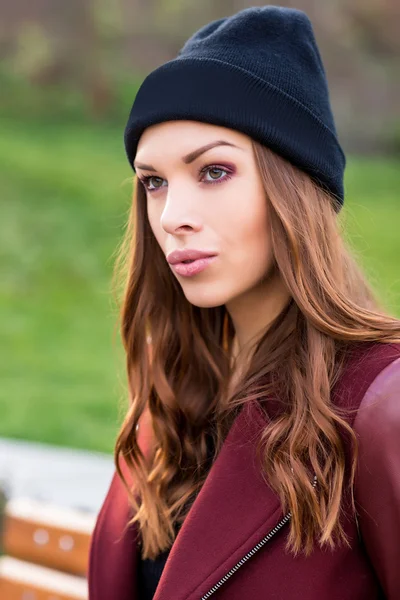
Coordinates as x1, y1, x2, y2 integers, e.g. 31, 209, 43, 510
201, 476, 317, 599
201, 512, 291, 600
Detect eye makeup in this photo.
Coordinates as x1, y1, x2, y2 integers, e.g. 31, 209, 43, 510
137, 163, 236, 193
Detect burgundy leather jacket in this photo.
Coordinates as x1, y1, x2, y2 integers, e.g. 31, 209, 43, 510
88, 342, 400, 599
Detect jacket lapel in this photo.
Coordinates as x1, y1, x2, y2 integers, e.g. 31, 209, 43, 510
89, 460, 139, 600
89, 406, 156, 600
153, 399, 285, 600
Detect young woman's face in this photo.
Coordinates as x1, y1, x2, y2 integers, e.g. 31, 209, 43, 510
135, 120, 274, 309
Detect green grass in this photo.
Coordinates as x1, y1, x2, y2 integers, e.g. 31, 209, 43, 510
1, 117, 399, 452
0, 118, 132, 453
341, 158, 400, 313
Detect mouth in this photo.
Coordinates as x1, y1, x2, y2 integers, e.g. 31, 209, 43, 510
171, 255, 217, 277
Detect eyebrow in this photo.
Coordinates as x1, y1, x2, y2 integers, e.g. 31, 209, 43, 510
133, 140, 242, 171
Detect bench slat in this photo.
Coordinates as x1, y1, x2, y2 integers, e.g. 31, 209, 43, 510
0, 556, 87, 599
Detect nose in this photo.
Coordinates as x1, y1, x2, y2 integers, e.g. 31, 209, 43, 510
160, 183, 203, 235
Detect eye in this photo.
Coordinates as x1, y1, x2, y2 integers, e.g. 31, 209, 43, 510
139, 175, 166, 192
200, 166, 231, 183
138, 164, 234, 193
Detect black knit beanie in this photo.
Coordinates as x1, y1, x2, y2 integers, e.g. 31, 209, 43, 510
124, 5, 346, 207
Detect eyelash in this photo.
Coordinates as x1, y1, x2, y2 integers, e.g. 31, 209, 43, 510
138, 164, 234, 193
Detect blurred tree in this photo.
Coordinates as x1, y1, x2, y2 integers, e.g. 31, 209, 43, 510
0, 0, 113, 117
345, 0, 400, 57
0, 0, 398, 149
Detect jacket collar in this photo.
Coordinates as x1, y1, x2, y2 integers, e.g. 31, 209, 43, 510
93, 399, 284, 600
153, 399, 284, 600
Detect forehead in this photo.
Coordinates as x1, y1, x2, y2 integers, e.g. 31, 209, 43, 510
136, 120, 251, 159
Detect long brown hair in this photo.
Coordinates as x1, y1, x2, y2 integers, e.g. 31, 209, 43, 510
114, 140, 400, 560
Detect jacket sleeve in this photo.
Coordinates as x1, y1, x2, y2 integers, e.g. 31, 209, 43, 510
353, 356, 400, 599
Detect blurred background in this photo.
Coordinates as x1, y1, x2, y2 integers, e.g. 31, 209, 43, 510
1, 0, 399, 454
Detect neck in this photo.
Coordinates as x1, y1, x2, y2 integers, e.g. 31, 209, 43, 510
227, 270, 291, 367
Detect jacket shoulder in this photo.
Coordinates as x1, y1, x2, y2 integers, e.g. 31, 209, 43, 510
332, 342, 400, 418
353, 352, 400, 468
352, 352, 400, 597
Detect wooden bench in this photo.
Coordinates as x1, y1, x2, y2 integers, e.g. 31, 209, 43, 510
0, 497, 96, 599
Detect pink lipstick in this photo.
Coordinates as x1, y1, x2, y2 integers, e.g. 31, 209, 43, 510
167, 249, 218, 278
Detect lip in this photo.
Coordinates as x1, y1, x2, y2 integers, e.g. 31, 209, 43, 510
166, 249, 218, 278
171, 255, 217, 277
167, 249, 218, 265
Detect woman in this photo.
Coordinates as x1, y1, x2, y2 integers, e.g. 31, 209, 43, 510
88, 6, 400, 600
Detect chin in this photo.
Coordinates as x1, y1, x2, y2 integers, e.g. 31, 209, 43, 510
182, 287, 230, 309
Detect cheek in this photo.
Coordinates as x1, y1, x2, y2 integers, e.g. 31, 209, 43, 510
239, 217, 271, 273
147, 203, 165, 247
223, 191, 271, 270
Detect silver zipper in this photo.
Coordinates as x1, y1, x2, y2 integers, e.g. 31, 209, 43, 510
200, 512, 291, 599
201, 476, 317, 599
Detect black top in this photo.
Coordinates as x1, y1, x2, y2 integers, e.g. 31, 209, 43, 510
136, 433, 216, 599
136, 519, 183, 600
